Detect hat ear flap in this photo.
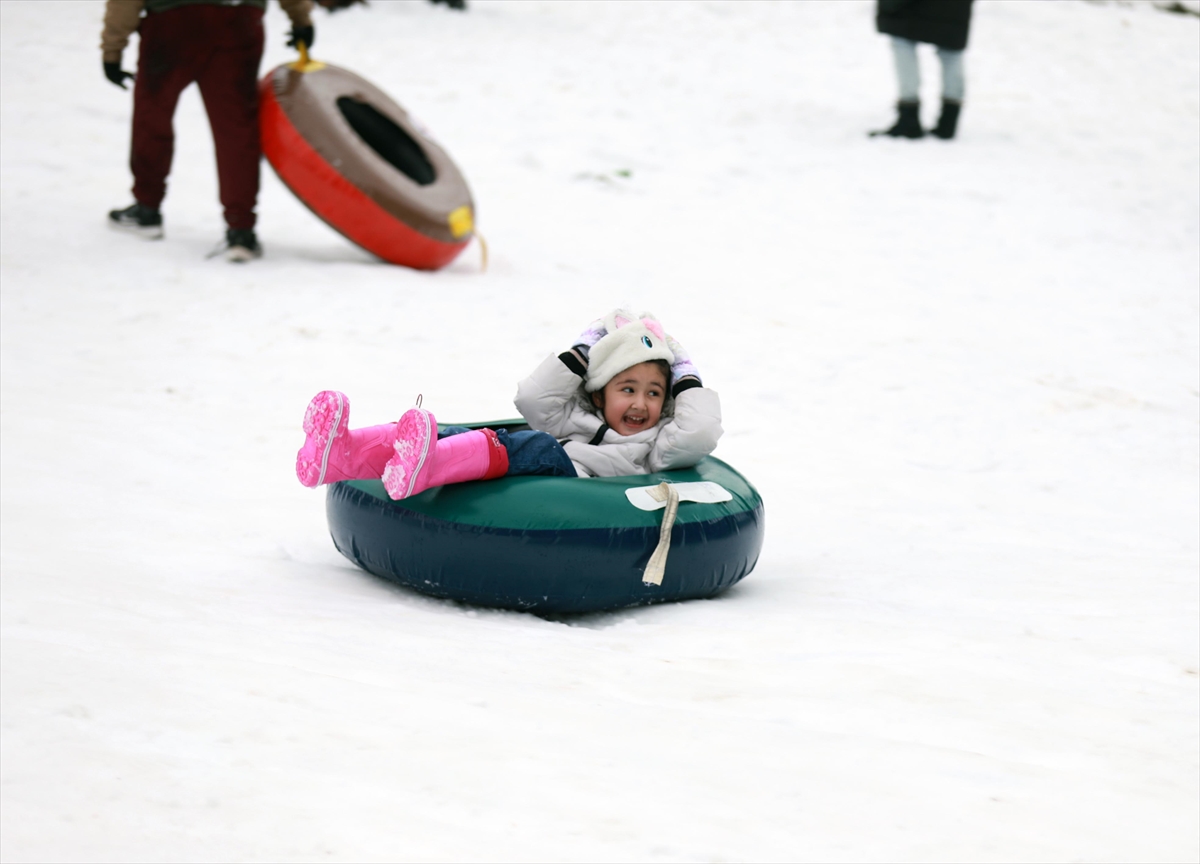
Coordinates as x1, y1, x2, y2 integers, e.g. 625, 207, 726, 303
641, 318, 665, 341
612, 314, 634, 330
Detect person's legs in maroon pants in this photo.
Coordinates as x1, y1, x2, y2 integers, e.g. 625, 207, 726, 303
129, 7, 211, 211
127, 5, 263, 237
195, 6, 264, 232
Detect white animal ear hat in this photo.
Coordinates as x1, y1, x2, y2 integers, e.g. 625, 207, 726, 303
585, 309, 675, 392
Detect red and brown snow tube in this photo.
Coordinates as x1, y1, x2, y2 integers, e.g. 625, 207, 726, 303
259, 58, 474, 270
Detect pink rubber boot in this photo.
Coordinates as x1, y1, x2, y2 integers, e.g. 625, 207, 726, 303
381, 408, 509, 500
295, 391, 399, 487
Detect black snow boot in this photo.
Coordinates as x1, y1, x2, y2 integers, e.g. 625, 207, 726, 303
930, 99, 962, 140
224, 228, 262, 263
108, 203, 164, 239
870, 101, 924, 139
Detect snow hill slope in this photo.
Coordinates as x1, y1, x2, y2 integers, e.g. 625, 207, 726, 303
2, 1, 1197, 861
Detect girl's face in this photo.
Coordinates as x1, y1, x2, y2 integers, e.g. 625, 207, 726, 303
592, 362, 668, 436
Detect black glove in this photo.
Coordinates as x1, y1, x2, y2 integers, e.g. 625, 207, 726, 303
287, 25, 315, 50
103, 61, 135, 90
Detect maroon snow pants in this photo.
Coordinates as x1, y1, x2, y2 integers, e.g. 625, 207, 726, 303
131, 4, 264, 230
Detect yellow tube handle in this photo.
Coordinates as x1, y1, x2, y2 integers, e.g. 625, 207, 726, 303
289, 41, 326, 73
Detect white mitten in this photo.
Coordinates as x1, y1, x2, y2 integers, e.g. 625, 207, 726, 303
573, 318, 608, 352
665, 332, 701, 388
558, 316, 610, 377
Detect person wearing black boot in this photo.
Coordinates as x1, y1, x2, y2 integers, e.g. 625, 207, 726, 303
870, 0, 974, 141
929, 97, 962, 140
872, 99, 924, 139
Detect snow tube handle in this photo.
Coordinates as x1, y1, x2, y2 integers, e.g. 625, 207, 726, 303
289, 42, 326, 74
642, 482, 681, 587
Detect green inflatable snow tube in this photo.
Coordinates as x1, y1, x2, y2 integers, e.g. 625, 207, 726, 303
326, 420, 765, 613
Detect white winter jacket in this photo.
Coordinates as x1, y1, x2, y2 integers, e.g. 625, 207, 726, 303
514, 353, 723, 478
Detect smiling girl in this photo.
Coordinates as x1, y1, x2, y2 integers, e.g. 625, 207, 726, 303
295, 309, 723, 499
514, 309, 723, 480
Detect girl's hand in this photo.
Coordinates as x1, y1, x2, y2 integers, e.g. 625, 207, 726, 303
665, 333, 701, 388
574, 318, 607, 350
567, 318, 608, 367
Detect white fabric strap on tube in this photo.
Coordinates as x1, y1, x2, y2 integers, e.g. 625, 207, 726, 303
624, 480, 732, 511
642, 481, 680, 587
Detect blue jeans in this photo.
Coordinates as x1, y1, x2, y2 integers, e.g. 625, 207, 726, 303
891, 37, 965, 102
439, 426, 577, 477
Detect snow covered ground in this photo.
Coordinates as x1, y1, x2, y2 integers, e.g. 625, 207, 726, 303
2, 1, 1197, 861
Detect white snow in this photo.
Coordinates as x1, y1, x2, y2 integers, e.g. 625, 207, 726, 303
2, 1, 1197, 861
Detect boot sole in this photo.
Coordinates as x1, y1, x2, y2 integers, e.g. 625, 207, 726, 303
108, 220, 164, 240
297, 391, 347, 487
382, 409, 434, 500
226, 245, 262, 263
